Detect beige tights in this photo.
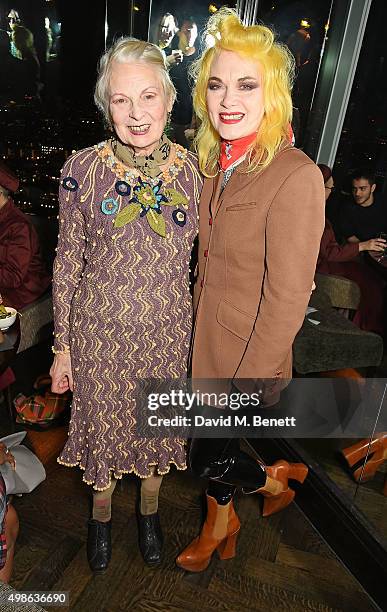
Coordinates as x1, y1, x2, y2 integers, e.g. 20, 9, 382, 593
92, 479, 117, 522
140, 471, 163, 516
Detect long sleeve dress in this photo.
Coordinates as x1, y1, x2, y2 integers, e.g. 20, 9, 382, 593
53, 141, 202, 490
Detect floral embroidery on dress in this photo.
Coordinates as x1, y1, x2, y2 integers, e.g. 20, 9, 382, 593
95, 142, 191, 238
62, 176, 79, 191
131, 179, 168, 216
113, 178, 189, 238
172, 209, 187, 227
115, 180, 131, 196
101, 198, 119, 215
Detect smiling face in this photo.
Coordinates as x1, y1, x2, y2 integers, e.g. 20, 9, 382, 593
206, 49, 264, 141
109, 60, 172, 156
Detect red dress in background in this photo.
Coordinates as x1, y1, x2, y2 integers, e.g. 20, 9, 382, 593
317, 220, 385, 335
0, 198, 51, 311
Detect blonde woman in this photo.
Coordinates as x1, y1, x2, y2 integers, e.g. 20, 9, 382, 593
50, 38, 202, 572
176, 9, 325, 572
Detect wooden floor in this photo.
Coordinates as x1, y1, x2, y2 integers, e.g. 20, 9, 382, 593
9, 457, 377, 612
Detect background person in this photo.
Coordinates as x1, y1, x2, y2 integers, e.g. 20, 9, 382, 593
317, 164, 385, 335
155, 13, 182, 68
0, 443, 19, 584
338, 169, 387, 243
169, 15, 199, 148
0, 162, 51, 311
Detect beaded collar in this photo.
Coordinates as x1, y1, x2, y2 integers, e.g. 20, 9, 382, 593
95, 141, 188, 187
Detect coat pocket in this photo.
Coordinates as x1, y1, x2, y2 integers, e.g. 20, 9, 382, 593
225, 201, 256, 212
216, 299, 255, 341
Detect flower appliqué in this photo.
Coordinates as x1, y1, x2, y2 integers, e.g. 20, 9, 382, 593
113, 177, 189, 238
101, 198, 119, 215
62, 176, 79, 191
131, 179, 168, 216
172, 208, 186, 227
115, 180, 131, 197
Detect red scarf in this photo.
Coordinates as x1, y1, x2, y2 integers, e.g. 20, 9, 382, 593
219, 133, 257, 172
219, 125, 295, 172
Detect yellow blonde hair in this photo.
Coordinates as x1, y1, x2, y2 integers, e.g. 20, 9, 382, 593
191, 8, 295, 177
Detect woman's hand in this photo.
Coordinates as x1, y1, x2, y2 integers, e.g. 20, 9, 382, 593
359, 238, 386, 252
0, 443, 16, 470
166, 50, 183, 67
50, 353, 73, 393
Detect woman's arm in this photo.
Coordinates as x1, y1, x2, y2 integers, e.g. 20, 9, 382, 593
235, 162, 325, 380
0, 222, 33, 290
51, 160, 86, 393
318, 221, 359, 263
52, 160, 87, 353
319, 223, 386, 264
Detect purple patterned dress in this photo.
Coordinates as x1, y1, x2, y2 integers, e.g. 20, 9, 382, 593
54, 142, 202, 490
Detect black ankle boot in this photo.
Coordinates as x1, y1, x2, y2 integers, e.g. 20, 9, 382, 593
137, 511, 163, 567
87, 519, 112, 573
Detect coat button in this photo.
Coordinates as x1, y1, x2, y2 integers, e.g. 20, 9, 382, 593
209, 217, 213, 225
204, 249, 208, 257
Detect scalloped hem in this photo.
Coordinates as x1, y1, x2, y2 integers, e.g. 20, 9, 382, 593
57, 456, 187, 491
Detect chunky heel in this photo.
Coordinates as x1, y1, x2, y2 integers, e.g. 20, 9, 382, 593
262, 487, 295, 517
352, 451, 384, 482
342, 434, 387, 468
288, 463, 308, 483
176, 495, 241, 573
217, 529, 239, 560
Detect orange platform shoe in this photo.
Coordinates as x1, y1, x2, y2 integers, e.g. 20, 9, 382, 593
341, 434, 387, 494
176, 494, 240, 572
244, 459, 309, 517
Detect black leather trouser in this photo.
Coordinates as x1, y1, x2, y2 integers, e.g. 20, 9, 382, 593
189, 437, 267, 505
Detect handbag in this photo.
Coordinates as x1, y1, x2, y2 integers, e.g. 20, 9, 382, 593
13, 386, 70, 429
0, 432, 46, 495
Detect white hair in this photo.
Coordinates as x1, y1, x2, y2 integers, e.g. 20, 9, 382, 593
94, 37, 176, 127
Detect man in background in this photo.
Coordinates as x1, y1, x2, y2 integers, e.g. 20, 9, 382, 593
339, 169, 387, 242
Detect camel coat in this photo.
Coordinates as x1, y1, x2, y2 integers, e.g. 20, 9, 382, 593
191, 145, 325, 397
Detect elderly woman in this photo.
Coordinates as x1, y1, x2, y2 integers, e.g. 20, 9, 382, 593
50, 38, 202, 572
176, 9, 325, 572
